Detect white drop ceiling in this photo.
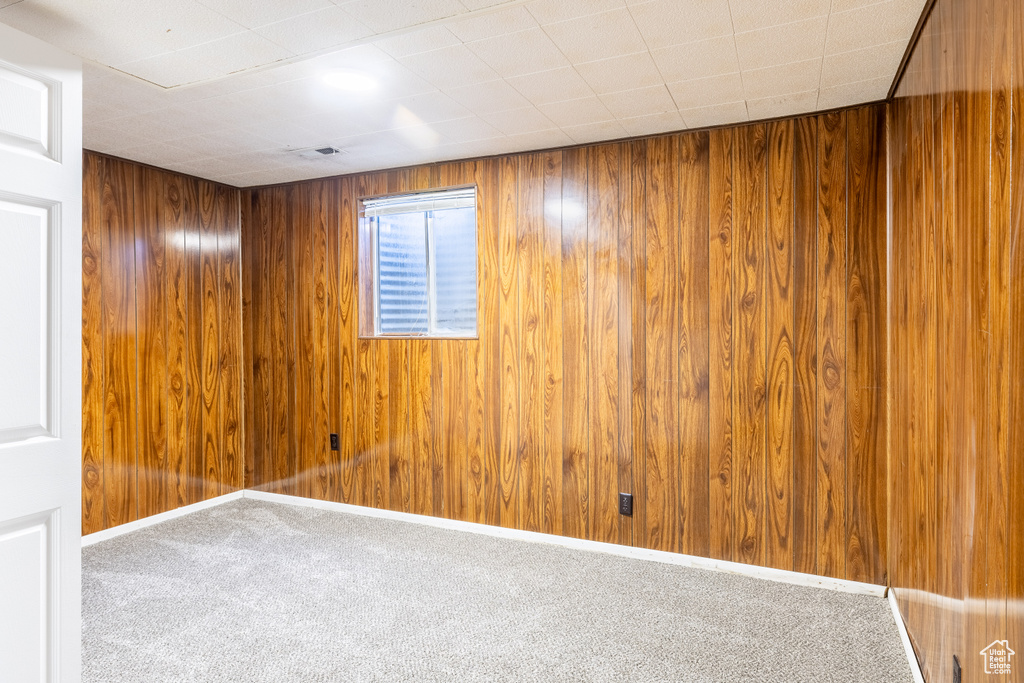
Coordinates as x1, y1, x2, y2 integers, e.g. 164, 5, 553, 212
0, 0, 925, 187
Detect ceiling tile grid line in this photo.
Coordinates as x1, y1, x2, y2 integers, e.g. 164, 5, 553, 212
0, 0, 928, 186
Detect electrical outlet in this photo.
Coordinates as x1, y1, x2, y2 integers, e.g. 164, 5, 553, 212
330, 433, 339, 451
953, 655, 961, 683
619, 492, 633, 517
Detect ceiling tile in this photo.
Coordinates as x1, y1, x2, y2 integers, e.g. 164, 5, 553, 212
629, 0, 733, 50
598, 84, 675, 119
253, 6, 373, 54
194, 0, 333, 29
821, 40, 904, 88
431, 116, 504, 143
505, 66, 595, 105
541, 8, 646, 63
618, 110, 685, 137
727, 0, 831, 34
82, 122, 151, 152
825, 0, 920, 54
680, 100, 748, 129
117, 31, 293, 87
166, 130, 280, 157
240, 117, 332, 147
447, 5, 538, 41
538, 95, 615, 127
574, 52, 663, 95
561, 119, 628, 144
480, 106, 557, 135
373, 26, 462, 58
466, 27, 570, 77
651, 35, 739, 83
292, 111, 375, 141
666, 72, 744, 110
745, 88, 818, 120
398, 44, 501, 89
1, 0, 250, 66
341, 0, 469, 33
504, 127, 574, 150
525, 0, 626, 26
742, 57, 821, 101
385, 90, 473, 124
816, 74, 891, 109
264, 44, 395, 82
444, 79, 532, 114
734, 15, 828, 71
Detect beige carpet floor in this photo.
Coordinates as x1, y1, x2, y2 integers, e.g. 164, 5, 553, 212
82, 499, 912, 682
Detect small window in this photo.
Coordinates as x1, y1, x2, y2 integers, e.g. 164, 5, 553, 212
361, 188, 477, 337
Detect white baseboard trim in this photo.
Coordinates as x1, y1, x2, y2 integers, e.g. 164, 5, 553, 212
888, 589, 926, 683
82, 490, 245, 547
243, 489, 886, 598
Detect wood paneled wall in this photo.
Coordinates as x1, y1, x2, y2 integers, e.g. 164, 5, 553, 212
889, 0, 1024, 679
82, 152, 243, 534
242, 104, 887, 583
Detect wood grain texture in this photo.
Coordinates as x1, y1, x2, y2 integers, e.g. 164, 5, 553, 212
239, 105, 888, 586
100, 156, 139, 528
677, 132, 710, 557
561, 147, 589, 540
134, 166, 170, 519
540, 152, 564, 536
708, 128, 735, 562
792, 117, 818, 576
82, 152, 242, 532
732, 124, 767, 567
518, 153, 544, 533
587, 144, 622, 545
81, 153, 106, 534
498, 156, 521, 528
888, 0, 1023, 678
815, 111, 848, 580
765, 120, 794, 571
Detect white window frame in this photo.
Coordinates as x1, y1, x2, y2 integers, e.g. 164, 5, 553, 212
365, 188, 476, 338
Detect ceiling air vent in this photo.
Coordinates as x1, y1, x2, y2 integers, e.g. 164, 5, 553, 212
296, 146, 344, 160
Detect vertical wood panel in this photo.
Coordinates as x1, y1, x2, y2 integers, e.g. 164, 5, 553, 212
518, 153, 544, 532
708, 128, 735, 562
541, 152, 564, 536
561, 147, 589, 539
269, 186, 292, 494
199, 181, 222, 500
81, 154, 106, 534
627, 140, 647, 547
219, 187, 241, 494
644, 134, 679, 553
815, 110, 848, 580
311, 180, 332, 501
765, 120, 795, 571
845, 106, 887, 584
498, 156, 520, 527
792, 117, 818, 575
101, 158, 139, 528
677, 132, 710, 557
733, 124, 768, 567
479, 159, 502, 528
337, 177, 357, 505
134, 167, 170, 519
587, 144, 621, 544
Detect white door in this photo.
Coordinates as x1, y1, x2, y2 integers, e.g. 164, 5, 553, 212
0, 21, 83, 683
